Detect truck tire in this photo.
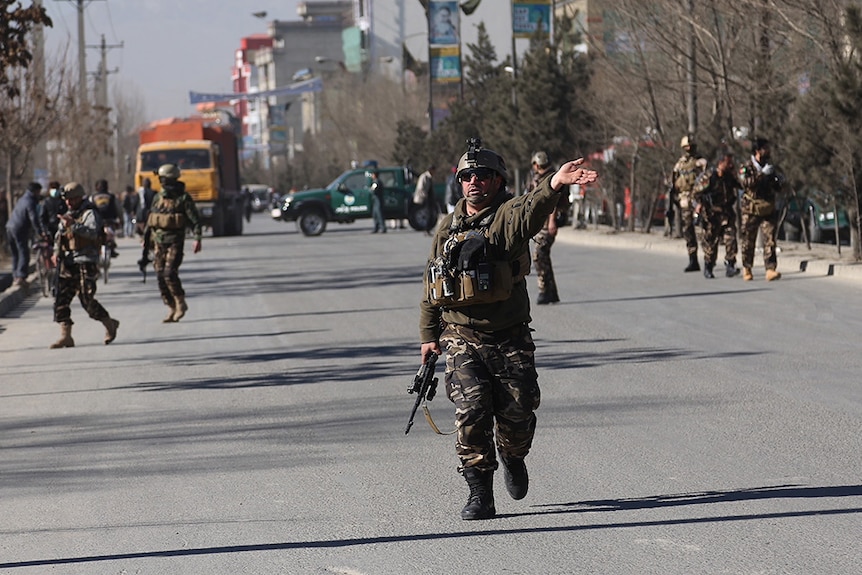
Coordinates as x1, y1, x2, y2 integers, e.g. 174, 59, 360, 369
297, 208, 327, 236
211, 205, 226, 237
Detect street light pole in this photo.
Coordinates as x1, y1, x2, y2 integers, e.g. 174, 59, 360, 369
504, 64, 521, 196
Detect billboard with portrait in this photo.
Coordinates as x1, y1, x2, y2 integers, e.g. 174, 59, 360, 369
429, 1, 460, 45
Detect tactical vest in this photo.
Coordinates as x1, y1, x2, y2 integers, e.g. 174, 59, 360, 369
61, 210, 101, 251
147, 196, 186, 230
674, 156, 701, 207
426, 212, 531, 308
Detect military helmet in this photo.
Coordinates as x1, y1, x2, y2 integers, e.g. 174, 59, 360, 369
157, 163, 181, 180
456, 138, 507, 180
531, 151, 550, 168
61, 182, 85, 199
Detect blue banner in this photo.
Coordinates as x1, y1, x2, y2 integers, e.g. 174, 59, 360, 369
189, 77, 323, 105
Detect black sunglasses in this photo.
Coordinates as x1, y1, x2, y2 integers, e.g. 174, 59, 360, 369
458, 167, 496, 183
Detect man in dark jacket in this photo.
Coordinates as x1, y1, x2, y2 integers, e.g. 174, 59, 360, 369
418, 139, 597, 521
5, 182, 46, 287
39, 180, 68, 241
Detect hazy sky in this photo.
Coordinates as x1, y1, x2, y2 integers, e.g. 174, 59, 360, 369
43, 0, 513, 123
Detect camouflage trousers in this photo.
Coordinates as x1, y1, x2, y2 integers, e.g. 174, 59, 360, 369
533, 229, 558, 299
701, 211, 738, 266
740, 212, 778, 271
153, 241, 186, 307
440, 322, 541, 472
681, 206, 699, 255
53, 261, 111, 325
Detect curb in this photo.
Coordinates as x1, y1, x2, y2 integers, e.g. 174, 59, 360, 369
556, 226, 862, 284
0, 271, 41, 318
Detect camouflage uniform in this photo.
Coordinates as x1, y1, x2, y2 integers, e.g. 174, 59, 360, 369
693, 165, 740, 271
528, 166, 567, 304
147, 179, 202, 316
420, 175, 563, 474
739, 157, 782, 274
53, 198, 117, 342
672, 151, 705, 266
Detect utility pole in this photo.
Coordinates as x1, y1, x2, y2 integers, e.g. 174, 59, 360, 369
87, 33, 123, 188
55, 0, 105, 106
88, 34, 122, 110
32, 0, 48, 182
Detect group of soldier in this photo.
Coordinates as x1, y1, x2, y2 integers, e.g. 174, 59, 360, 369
415, 134, 789, 521
672, 136, 784, 282
4, 163, 202, 349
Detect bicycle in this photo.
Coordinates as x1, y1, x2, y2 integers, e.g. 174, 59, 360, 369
31, 237, 55, 297
99, 225, 115, 285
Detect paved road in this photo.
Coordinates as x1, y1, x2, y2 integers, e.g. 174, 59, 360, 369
1, 216, 860, 574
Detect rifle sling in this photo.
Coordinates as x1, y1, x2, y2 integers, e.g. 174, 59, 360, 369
422, 401, 456, 435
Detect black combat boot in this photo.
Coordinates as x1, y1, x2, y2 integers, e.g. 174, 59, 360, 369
725, 261, 740, 277
500, 454, 529, 500
461, 467, 496, 520
684, 253, 700, 272
703, 263, 715, 279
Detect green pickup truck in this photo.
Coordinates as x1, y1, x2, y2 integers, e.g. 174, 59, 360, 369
273, 166, 447, 236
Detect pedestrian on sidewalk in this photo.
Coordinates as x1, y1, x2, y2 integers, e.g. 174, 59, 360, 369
5, 182, 46, 287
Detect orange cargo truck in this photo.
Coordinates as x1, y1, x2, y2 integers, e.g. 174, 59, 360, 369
136, 117, 244, 236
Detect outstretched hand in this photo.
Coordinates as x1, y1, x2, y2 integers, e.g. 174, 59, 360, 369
551, 158, 598, 190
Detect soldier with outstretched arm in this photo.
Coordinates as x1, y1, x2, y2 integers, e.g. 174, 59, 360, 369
417, 139, 597, 520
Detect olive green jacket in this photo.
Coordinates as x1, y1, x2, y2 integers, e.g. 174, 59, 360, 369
149, 181, 203, 244
419, 174, 564, 343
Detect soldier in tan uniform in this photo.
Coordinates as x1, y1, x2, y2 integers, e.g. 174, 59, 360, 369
527, 151, 569, 305
672, 136, 706, 272
146, 164, 202, 322
418, 139, 597, 520
50, 183, 120, 348
739, 138, 783, 281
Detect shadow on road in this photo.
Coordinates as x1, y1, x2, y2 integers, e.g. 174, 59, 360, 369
2, 483, 859, 569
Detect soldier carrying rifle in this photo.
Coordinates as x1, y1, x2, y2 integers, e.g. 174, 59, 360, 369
49, 183, 120, 348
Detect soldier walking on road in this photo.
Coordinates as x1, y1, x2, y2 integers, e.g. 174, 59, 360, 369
739, 138, 783, 281
527, 151, 569, 305
418, 139, 598, 520
146, 164, 202, 322
672, 136, 706, 273
693, 153, 741, 278
50, 183, 119, 348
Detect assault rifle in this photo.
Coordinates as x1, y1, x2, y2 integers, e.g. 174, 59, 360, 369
137, 227, 152, 283
405, 353, 438, 435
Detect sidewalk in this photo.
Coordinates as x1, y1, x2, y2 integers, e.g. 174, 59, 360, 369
556, 224, 862, 284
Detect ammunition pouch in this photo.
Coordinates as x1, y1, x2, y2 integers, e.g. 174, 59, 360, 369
426, 250, 530, 308
746, 195, 774, 217
147, 212, 186, 230
65, 230, 100, 251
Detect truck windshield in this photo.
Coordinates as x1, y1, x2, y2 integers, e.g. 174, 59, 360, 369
140, 149, 212, 172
